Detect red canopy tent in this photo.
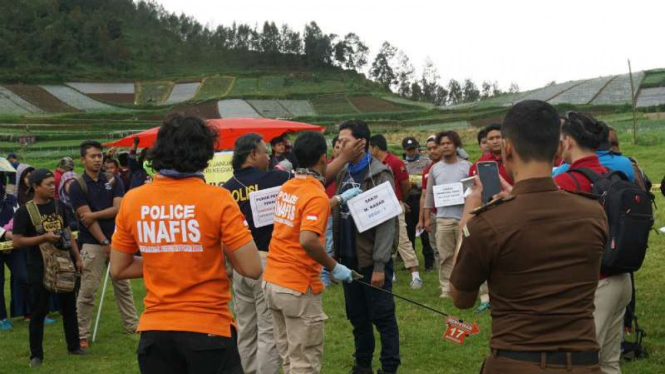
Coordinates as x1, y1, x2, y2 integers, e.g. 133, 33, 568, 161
104, 118, 325, 150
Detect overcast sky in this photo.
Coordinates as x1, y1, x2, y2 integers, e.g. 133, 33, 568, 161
152, 0, 664, 91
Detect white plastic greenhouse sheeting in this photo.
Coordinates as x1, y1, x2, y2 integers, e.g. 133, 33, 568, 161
248, 100, 292, 118
164, 83, 201, 105
217, 99, 261, 118
40, 85, 117, 111
636, 87, 665, 107
591, 72, 645, 105
549, 76, 615, 105
0, 86, 43, 114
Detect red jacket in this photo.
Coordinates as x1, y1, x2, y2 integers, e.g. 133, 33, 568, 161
554, 155, 608, 193
469, 153, 514, 186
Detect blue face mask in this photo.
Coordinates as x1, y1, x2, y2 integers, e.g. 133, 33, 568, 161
348, 152, 371, 175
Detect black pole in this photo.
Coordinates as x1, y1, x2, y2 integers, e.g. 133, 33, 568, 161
354, 279, 449, 318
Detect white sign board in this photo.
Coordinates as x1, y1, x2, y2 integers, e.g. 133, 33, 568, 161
433, 182, 465, 207
249, 186, 281, 228
347, 181, 402, 233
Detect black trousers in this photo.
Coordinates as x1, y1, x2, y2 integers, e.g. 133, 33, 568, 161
29, 282, 80, 360
137, 330, 244, 374
405, 193, 434, 269
342, 258, 400, 373
0, 250, 30, 319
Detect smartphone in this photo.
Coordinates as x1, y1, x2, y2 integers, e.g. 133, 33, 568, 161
477, 161, 501, 204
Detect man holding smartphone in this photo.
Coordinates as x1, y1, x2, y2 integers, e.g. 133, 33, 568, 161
469, 123, 513, 185
423, 131, 470, 299
451, 100, 607, 374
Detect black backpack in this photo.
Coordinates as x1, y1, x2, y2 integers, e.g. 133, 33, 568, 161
570, 168, 654, 275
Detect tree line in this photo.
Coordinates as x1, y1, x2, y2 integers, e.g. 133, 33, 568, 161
0, 0, 519, 105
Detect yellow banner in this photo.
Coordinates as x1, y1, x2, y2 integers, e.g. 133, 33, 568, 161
0, 232, 79, 252
204, 152, 234, 187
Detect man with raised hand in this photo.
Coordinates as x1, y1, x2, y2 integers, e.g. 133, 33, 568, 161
69, 140, 138, 348
334, 120, 401, 374
263, 131, 353, 374
111, 115, 262, 374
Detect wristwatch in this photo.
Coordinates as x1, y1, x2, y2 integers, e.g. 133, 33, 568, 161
334, 195, 343, 205
100, 239, 110, 246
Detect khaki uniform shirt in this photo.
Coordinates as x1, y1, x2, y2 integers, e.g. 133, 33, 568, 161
450, 177, 608, 352
404, 156, 430, 194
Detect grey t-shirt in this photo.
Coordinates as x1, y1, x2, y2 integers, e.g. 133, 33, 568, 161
424, 159, 471, 220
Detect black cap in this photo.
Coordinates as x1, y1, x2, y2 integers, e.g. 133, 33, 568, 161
402, 137, 419, 150
29, 169, 54, 187
7, 152, 17, 159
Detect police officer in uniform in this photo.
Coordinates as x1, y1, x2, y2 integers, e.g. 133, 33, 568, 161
450, 100, 608, 374
401, 137, 435, 270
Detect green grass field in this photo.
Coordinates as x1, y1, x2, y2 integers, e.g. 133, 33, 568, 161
196, 76, 235, 101
0, 119, 664, 373
135, 82, 173, 106
228, 78, 260, 96
640, 70, 665, 89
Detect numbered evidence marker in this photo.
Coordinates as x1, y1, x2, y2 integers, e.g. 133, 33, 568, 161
248, 186, 282, 228
433, 182, 465, 208
347, 181, 402, 233
443, 316, 480, 345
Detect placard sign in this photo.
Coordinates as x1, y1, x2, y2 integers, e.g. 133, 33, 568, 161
347, 181, 402, 233
249, 186, 281, 228
443, 316, 480, 345
204, 152, 234, 187
433, 182, 465, 208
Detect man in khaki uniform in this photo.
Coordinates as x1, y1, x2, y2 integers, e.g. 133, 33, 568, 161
451, 100, 608, 374
69, 140, 138, 348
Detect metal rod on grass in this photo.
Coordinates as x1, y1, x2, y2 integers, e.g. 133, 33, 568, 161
92, 263, 111, 343
354, 279, 449, 317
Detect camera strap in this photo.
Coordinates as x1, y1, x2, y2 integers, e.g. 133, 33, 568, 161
26, 200, 45, 234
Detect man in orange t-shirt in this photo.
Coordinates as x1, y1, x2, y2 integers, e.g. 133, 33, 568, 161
110, 115, 263, 374
263, 131, 353, 374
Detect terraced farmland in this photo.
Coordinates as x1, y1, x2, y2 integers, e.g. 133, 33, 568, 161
278, 100, 317, 117
229, 78, 259, 96
67, 82, 136, 105
518, 79, 587, 102
196, 76, 234, 100
348, 96, 402, 112
310, 94, 359, 115
217, 99, 261, 118
40, 85, 118, 111
591, 72, 644, 105
549, 76, 615, 105
4, 85, 77, 113
247, 100, 291, 118
259, 76, 286, 94
640, 70, 665, 88
164, 82, 201, 105
0, 86, 43, 115
136, 81, 174, 105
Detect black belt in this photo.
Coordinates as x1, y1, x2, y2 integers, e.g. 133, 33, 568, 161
495, 350, 599, 366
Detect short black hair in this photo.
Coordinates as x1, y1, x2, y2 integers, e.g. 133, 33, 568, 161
369, 134, 388, 152
435, 131, 462, 149
338, 120, 371, 151
270, 136, 286, 147
561, 111, 608, 151
104, 158, 119, 168
117, 152, 129, 167
232, 133, 263, 171
476, 128, 488, 144
502, 100, 560, 162
80, 140, 103, 157
484, 123, 502, 135
148, 114, 218, 173
294, 131, 327, 168
332, 135, 339, 146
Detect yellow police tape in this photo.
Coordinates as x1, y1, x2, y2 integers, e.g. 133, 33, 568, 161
0, 231, 78, 252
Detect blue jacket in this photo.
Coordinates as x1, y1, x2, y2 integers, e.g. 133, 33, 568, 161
553, 151, 635, 182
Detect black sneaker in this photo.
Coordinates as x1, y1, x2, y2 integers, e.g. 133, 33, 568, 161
29, 357, 43, 368
68, 348, 88, 356
377, 370, 395, 374
350, 365, 373, 374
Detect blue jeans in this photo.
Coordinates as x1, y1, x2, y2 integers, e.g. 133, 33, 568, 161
341, 259, 400, 373
321, 216, 334, 286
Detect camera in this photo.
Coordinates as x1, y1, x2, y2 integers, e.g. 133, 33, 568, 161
53, 229, 72, 250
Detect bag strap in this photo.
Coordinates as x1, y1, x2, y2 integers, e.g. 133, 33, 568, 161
75, 176, 88, 200
569, 167, 603, 184
25, 200, 44, 232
